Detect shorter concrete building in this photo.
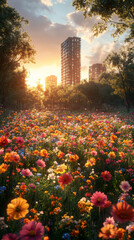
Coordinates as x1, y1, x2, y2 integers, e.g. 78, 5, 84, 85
89, 63, 106, 82
45, 75, 57, 92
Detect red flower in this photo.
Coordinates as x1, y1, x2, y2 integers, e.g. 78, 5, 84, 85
101, 171, 112, 181
58, 173, 73, 189
0, 136, 8, 147
111, 201, 134, 223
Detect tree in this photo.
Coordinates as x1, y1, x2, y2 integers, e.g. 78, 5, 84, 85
72, 0, 134, 41
0, 0, 35, 107
100, 46, 134, 111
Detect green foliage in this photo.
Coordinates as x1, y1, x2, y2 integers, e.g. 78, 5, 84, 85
72, 0, 134, 41
101, 45, 134, 111
0, 0, 35, 107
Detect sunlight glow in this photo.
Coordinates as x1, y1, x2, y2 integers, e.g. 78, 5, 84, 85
26, 65, 61, 90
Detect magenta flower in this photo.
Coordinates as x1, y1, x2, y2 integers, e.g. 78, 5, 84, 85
21, 169, 33, 177
91, 191, 107, 208
36, 159, 46, 168
2, 233, 19, 240
16, 137, 24, 145
29, 183, 36, 189
19, 221, 44, 240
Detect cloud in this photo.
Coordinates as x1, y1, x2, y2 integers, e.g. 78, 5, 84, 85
8, 0, 77, 68
41, 0, 53, 6
85, 41, 121, 65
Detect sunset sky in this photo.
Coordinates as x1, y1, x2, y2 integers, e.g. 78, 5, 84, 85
8, 0, 125, 89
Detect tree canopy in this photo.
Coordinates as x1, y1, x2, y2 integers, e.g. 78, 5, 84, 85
0, 0, 35, 107
72, 0, 134, 41
100, 46, 134, 111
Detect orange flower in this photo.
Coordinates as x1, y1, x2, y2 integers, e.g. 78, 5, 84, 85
116, 228, 126, 239
85, 158, 96, 167
99, 224, 117, 239
40, 149, 49, 158
111, 201, 134, 223
69, 154, 79, 162
7, 197, 29, 220
57, 151, 64, 159
108, 152, 116, 159
0, 163, 8, 174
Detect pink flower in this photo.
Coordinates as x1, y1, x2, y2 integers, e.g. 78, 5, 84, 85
19, 221, 44, 240
36, 159, 46, 168
91, 150, 97, 156
91, 191, 108, 208
2, 233, 19, 240
0, 149, 4, 155
16, 137, 24, 145
103, 217, 115, 226
21, 169, 33, 177
120, 181, 131, 192
29, 183, 36, 189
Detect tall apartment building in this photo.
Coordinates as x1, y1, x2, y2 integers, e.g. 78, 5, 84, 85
45, 75, 57, 92
89, 63, 106, 82
61, 37, 81, 85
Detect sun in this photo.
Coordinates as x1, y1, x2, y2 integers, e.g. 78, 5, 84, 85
26, 65, 61, 90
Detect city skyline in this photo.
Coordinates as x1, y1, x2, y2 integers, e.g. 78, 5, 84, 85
7, 0, 125, 89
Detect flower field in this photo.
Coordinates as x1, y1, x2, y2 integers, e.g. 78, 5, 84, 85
0, 109, 134, 240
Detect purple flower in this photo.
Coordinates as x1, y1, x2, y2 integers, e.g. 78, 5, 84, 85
2, 233, 19, 240
19, 221, 44, 240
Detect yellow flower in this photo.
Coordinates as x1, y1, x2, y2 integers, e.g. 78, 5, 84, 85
55, 164, 67, 174
7, 197, 29, 220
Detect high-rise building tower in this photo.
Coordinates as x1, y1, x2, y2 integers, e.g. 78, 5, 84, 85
89, 63, 106, 82
61, 37, 81, 85
45, 75, 57, 92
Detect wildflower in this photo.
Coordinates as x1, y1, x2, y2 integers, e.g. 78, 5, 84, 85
36, 159, 46, 168
116, 228, 126, 239
16, 137, 24, 145
58, 173, 73, 189
111, 201, 134, 223
69, 154, 79, 162
7, 197, 29, 220
40, 149, 49, 158
55, 164, 67, 174
120, 181, 131, 192
57, 151, 64, 159
99, 224, 117, 239
78, 197, 93, 213
62, 233, 71, 240
19, 220, 44, 240
0, 136, 8, 147
101, 171, 112, 181
108, 152, 116, 159
21, 168, 33, 177
29, 183, 36, 189
0, 163, 8, 174
2, 233, 19, 240
85, 158, 96, 167
103, 217, 115, 226
126, 223, 134, 233
91, 191, 107, 208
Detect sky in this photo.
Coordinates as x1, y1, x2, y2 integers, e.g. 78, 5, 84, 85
7, 0, 124, 89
